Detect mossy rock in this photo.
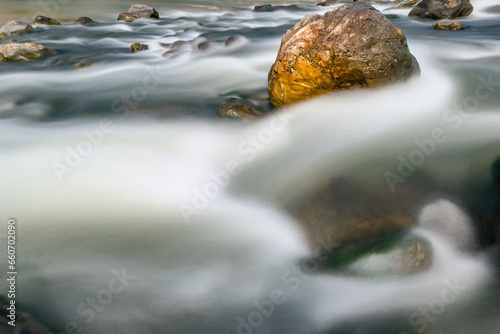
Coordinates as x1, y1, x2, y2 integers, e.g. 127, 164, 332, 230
32, 15, 61, 25
0, 43, 56, 62
130, 43, 149, 52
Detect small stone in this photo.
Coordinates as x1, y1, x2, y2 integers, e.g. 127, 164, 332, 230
130, 43, 148, 52
409, 0, 473, 19
197, 42, 212, 52
432, 21, 465, 30
0, 43, 56, 62
162, 50, 176, 57
32, 15, 61, 25
74, 59, 92, 69
0, 21, 34, 37
218, 99, 265, 119
75, 16, 94, 24
117, 4, 160, 22
254, 4, 300, 12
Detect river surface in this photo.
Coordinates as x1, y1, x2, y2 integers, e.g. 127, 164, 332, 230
1, 0, 500, 333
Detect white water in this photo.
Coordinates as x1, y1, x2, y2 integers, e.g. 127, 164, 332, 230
1, 1, 500, 333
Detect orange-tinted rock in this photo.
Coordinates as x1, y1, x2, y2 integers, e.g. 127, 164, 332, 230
268, 3, 419, 108
432, 21, 465, 30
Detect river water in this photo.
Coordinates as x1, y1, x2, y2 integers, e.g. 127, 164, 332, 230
0, 0, 500, 333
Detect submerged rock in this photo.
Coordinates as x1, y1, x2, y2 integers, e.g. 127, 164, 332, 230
74, 59, 92, 69
432, 21, 465, 30
409, 0, 473, 19
391, 0, 423, 9
75, 16, 94, 24
253, 4, 300, 12
268, 3, 419, 108
218, 98, 266, 119
117, 4, 160, 22
0, 43, 56, 62
0, 21, 34, 38
130, 43, 149, 52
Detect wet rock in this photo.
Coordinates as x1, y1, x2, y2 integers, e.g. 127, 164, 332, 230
32, 15, 61, 25
346, 237, 433, 275
391, 0, 423, 9
290, 178, 423, 265
117, 4, 160, 22
75, 16, 94, 24
225, 36, 247, 47
0, 21, 34, 38
218, 98, 266, 119
254, 4, 300, 12
130, 43, 148, 52
268, 3, 420, 108
198, 42, 216, 52
409, 0, 473, 19
74, 59, 92, 69
432, 21, 465, 30
318, 0, 395, 6
0, 43, 56, 62
162, 50, 176, 57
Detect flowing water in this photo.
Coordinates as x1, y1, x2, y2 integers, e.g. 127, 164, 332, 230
1, 0, 500, 333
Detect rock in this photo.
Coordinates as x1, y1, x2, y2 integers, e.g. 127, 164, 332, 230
32, 15, 61, 25
318, 0, 395, 6
432, 21, 465, 30
391, 0, 423, 9
290, 177, 423, 265
74, 59, 92, 69
268, 3, 420, 108
117, 4, 160, 22
0, 21, 34, 38
130, 43, 148, 52
409, 0, 473, 19
75, 16, 94, 24
254, 4, 300, 12
0, 43, 56, 62
162, 50, 176, 57
218, 98, 266, 119
346, 237, 433, 275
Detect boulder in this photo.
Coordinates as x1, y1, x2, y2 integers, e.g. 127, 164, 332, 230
32, 15, 60, 25
0, 21, 34, 38
409, 0, 473, 19
0, 43, 56, 62
268, 3, 419, 108
117, 4, 160, 22
432, 21, 465, 30
130, 43, 149, 52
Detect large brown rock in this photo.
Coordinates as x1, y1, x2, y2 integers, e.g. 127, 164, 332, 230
409, 0, 473, 19
0, 43, 55, 62
268, 3, 419, 108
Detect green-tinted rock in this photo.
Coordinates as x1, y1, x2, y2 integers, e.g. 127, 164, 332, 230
33, 15, 61, 25
130, 43, 149, 52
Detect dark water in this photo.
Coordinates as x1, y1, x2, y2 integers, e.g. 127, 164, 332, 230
0, 1, 500, 333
